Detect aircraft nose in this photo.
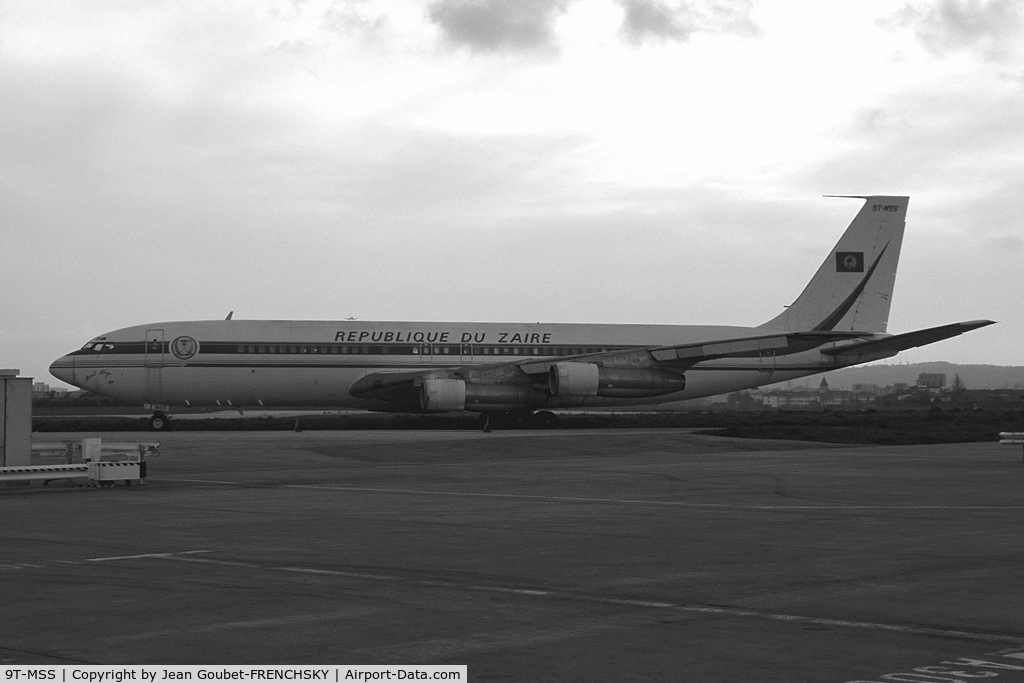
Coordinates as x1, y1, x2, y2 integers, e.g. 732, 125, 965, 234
49, 354, 76, 386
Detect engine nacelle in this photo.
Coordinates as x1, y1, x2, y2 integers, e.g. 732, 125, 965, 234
419, 378, 467, 411
549, 362, 686, 399
419, 378, 547, 412
548, 362, 599, 398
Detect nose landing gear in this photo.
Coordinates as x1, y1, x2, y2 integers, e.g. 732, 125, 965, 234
148, 412, 171, 431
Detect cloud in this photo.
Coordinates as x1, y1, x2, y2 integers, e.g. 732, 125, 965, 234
850, 107, 892, 134
887, 0, 1024, 60
321, 0, 388, 39
426, 0, 759, 54
619, 0, 697, 44
618, 0, 759, 46
428, 0, 570, 54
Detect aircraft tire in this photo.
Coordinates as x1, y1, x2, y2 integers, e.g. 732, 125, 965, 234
148, 412, 171, 431
533, 411, 559, 429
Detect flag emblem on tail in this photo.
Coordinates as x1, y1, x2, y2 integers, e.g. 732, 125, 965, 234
836, 252, 864, 272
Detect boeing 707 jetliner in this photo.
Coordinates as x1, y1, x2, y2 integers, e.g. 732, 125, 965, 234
50, 196, 994, 430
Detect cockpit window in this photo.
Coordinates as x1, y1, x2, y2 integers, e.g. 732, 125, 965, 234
82, 342, 114, 352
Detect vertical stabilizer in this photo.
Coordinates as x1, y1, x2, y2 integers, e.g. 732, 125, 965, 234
760, 196, 908, 333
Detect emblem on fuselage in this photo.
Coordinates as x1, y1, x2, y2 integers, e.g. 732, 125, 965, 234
171, 336, 199, 360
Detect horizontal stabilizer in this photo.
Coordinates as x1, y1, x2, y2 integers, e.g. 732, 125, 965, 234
821, 320, 995, 358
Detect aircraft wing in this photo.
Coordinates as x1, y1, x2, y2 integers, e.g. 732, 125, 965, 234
820, 320, 995, 360
515, 329, 866, 374
350, 329, 868, 410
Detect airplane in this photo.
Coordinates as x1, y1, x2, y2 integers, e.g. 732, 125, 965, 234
49, 196, 994, 431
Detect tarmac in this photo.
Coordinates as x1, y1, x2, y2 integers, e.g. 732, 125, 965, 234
3, 428, 1024, 682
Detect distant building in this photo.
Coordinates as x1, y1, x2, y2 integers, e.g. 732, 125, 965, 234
31, 382, 69, 398
916, 373, 946, 390
760, 385, 874, 409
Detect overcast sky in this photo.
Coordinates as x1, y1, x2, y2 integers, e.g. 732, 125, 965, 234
3, 0, 1022, 386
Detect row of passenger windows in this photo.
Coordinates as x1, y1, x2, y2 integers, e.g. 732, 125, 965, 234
233, 344, 618, 356
77, 342, 627, 357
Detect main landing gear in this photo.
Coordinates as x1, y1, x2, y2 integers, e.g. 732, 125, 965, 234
148, 412, 171, 431
478, 410, 559, 432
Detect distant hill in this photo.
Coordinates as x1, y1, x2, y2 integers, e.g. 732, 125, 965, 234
810, 362, 1024, 391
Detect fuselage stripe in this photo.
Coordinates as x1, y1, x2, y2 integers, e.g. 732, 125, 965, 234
72, 341, 643, 359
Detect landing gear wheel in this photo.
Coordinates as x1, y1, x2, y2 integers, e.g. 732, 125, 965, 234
506, 411, 532, 429
148, 412, 171, 431
533, 411, 559, 429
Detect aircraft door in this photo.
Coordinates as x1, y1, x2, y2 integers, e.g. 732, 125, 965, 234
460, 344, 474, 362
144, 329, 165, 368
418, 343, 433, 363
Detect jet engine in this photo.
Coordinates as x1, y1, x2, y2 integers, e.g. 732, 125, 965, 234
419, 378, 546, 412
548, 362, 685, 399
419, 378, 467, 411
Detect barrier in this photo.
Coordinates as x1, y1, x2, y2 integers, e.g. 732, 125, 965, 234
88, 461, 144, 486
0, 464, 89, 483
30, 439, 160, 464
1, 438, 159, 486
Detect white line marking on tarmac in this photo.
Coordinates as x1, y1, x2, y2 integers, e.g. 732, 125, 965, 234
85, 549, 211, 562
347, 618, 625, 662
159, 478, 1024, 510
102, 608, 381, 644
128, 552, 1024, 645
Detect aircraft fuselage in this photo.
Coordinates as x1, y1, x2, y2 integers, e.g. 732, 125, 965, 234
49, 319, 879, 412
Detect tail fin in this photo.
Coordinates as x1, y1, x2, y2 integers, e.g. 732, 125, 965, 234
760, 196, 908, 333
